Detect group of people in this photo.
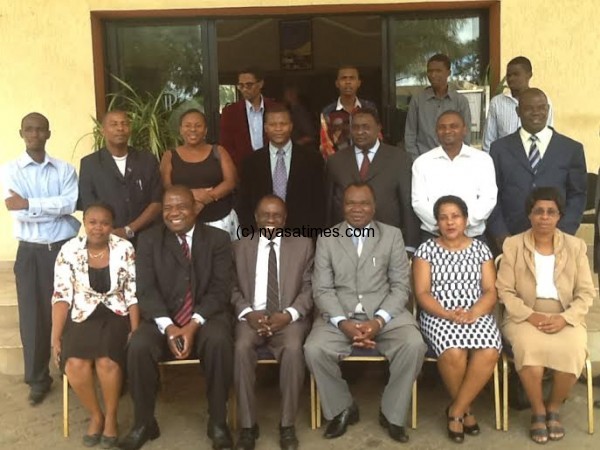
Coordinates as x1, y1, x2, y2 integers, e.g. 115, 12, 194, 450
1, 51, 598, 450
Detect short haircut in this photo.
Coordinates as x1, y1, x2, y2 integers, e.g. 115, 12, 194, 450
519, 87, 548, 104
179, 108, 206, 127
337, 65, 360, 78
352, 107, 381, 125
427, 53, 451, 70
163, 185, 195, 204
21, 112, 49, 129
238, 67, 264, 82
344, 182, 376, 202
255, 194, 287, 213
102, 109, 129, 125
264, 103, 292, 121
433, 195, 469, 221
525, 187, 565, 216
436, 110, 465, 126
83, 201, 116, 224
507, 56, 533, 73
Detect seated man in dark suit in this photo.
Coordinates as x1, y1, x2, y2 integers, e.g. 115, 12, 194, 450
488, 88, 587, 252
232, 195, 314, 450
119, 186, 234, 450
238, 104, 324, 235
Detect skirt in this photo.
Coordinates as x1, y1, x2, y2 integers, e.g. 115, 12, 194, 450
60, 303, 130, 372
204, 208, 240, 241
502, 299, 587, 376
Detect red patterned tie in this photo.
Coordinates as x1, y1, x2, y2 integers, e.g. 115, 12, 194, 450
359, 149, 370, 180
174, 234, 193, 327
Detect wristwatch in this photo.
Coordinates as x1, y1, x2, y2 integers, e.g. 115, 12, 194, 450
124, 226, 135, 239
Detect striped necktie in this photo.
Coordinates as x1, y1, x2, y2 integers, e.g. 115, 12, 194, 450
529, 135, 541, 173
272, 149, 287, 200
266, 241, 280, 314
173, 234, 193, 327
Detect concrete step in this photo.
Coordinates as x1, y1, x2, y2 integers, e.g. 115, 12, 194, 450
0, 269, 19, 328
0, 326, 24, 375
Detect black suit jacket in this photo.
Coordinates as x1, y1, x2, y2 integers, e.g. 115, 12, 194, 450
325, 142, 420, 250
136, 222, 232, 321
238, 144, 325, 232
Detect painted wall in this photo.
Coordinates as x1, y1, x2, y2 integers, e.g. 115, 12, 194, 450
1, 0, 598, 261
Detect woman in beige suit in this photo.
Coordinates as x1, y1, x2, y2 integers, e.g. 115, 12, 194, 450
497, 187, 595, 444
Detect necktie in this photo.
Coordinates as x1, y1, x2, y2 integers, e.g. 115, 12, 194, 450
272, 149, 287, 200
529, 135, 541, 173
359, 149, 370, 180
353, 234, 363, 257
174, 234, 193, 327
266, 241, 280, 314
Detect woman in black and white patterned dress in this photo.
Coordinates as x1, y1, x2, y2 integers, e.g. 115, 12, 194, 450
413, 195, 501, 443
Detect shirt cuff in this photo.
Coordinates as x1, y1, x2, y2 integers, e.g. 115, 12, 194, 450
238, 307, 253, 321
330, 316, 346, 328
405, 246, 416, 254
375, 309, 391, 323
285, 307, 300, 323
27, 197, 42, 216
192, 313, 206, 325
154, 317, 174, 335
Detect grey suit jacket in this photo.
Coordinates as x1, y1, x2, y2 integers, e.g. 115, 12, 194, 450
325, 142, 420, 250
231, 235, 314, 319
312, 221, 416, 331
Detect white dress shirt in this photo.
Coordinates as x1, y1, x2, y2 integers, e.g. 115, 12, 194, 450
534, 251, 559, 300
354, 139, 380, 168
411, 144, 497, 237
246, 96, 265, 150
519, 126, 553, 158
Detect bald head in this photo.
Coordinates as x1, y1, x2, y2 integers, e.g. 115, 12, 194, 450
517, 88, 549, 134
163, 185, 195, 204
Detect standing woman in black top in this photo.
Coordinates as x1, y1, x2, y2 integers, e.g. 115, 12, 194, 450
160, 109, 239, 239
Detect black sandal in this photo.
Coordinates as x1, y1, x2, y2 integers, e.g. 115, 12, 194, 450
529, 414, 548, 445
463, 411, 480, 436
546, 411, 565, 441
446, 407, 464, 443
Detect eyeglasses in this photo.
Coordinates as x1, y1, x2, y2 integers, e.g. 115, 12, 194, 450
237, 82, 258, 90
531, 207, 560, 217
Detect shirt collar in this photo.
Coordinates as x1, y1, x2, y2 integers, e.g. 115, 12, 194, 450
336, 96, 362, 111
519, 126, 552, 142
269, 139, 293, 156
424, 85, 455, 100
354, 139, 380, 155
17, 151, 53, 169
259, 234, 282, 247
347, 222, 372, 232
245, 96, 264, 113
179, 225, 195, 241
433, 144, 472, 160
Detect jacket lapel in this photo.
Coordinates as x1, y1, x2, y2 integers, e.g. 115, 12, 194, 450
506, 132, 534, 174
358, 223, 380, 269
364, 144, 389, 182
536, 129, 557, 175
337, 222, 359, 264
100, 148, 126, 181
279, 237, 291, 307
246, 238, 259, 302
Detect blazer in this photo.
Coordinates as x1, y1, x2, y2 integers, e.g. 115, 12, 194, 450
135, 221, 232, 321
231, 236, 314, 319
488, 129, 587, 239
238, 144, 325, 232
496, 229, 595, 327
52, 234, 137, 322
219, 97, 277, 168
78, 147, 163, 229
312, 221, 416, 331
325, 142, 420, 250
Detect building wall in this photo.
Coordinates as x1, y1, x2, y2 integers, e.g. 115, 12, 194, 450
1, 0, 598, 261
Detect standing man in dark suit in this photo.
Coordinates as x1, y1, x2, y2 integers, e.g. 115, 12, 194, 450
119, 186, 234, 450
219, 68, 277, 169
238, 104, 324, 235
488, 88, 587, 251
326, 107, 420, 253
79, 110, 162, 243
232, 195, 313, 450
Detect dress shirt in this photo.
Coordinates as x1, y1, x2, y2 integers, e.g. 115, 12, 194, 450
154, 225, 206, 334
534, 251, 559, 300
1, 152, 80, 243
336, 96, 362, 112
412, 144, 497, 237
330, 223, 391, 328
246, 96, 265, 151
404, 86, 472, 160
269, 139, 293, 178
519, 126, 553, 158
482, 92, 554, 152
354, 140, 380, 168
52, 234, 137, 322
237, 236, 300, 322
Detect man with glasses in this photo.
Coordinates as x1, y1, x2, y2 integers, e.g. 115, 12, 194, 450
220, 68, 276, 168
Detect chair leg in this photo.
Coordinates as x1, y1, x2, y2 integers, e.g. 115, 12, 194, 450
63, 374, 69, 438
229, 389, 237, 432
493, 362, 501, 430
502, 353, 508, 432
310, 374, 316, 430
586, 358, 594, 434
411, 380, 417, 429
316, 379, 321, 429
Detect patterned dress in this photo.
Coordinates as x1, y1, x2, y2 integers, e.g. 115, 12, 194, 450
414, 239, 502, 357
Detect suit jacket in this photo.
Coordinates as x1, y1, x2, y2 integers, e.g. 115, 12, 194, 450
488, 129, 587, 239
325, 143, 420, 249
231, 236, 314, 319
312, 221, 416, 331
238, 144, 325, 232
496, 229, 595, 327
219, 98, 277, 168
136, 221, 232, 321
78, 147, 163, 229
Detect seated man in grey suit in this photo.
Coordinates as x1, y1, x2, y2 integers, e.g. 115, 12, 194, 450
304, 183, 426, 443
232, 195, 314, 450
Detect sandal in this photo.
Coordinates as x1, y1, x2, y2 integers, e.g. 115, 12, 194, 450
546, 411, 565, 441
529, 414, 548, 444
463, 411, 480, 436
446, 406, 464, 443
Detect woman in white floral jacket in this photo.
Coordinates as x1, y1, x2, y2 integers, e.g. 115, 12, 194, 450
52, 202, 139, 448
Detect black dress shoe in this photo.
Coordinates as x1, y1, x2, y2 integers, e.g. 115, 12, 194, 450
324, 403, 359, 439
235, 424, 259, 450
207, 419, 233, 450
28, 384, 51, 406
279, 425, 299, 450
118, 419, 160, 450
379, 410, 409, 443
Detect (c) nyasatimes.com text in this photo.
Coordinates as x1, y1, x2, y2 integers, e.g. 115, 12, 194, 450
235, 225, 375, 240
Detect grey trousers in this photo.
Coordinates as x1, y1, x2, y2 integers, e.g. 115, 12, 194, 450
304, 321, 426, 426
